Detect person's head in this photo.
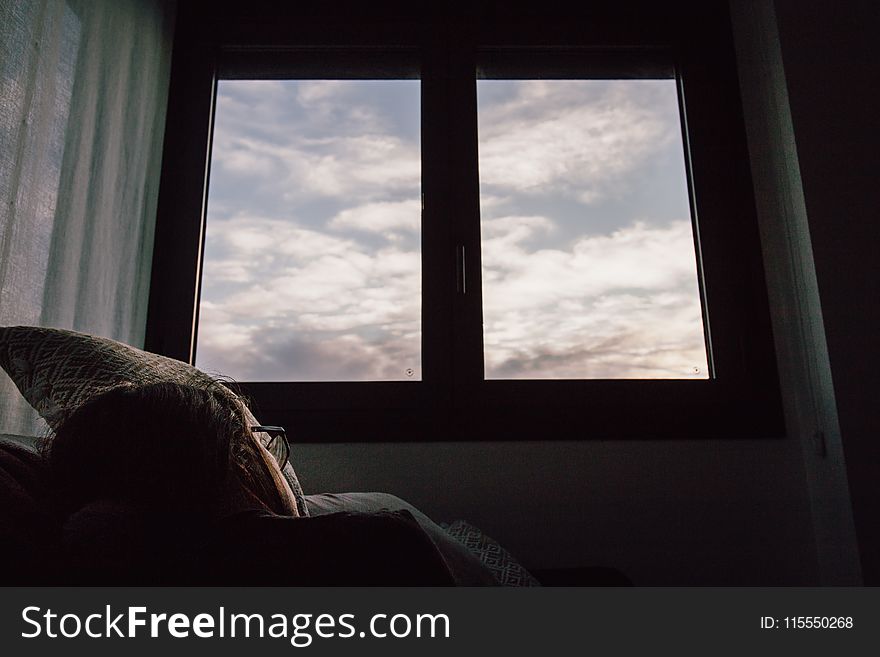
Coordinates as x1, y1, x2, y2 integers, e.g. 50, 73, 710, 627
45, 381, 298, 518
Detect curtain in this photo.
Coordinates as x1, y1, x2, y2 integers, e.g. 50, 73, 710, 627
0, 0, 175, 435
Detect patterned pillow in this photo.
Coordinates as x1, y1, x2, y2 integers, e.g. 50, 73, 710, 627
0, 326, 307, 516
442, 520, 541, 586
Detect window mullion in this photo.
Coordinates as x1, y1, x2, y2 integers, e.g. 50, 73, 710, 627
145, 37, 216, 364
443, 38, 485, 403
420, 33, 456, 410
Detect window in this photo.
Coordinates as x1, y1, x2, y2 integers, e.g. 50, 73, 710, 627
146, 1, 782, 441
197, 79, 423, 382
476, 78, 708, 380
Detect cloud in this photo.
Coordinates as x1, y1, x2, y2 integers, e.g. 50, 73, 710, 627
328, 199, 420, 236
209, 80, 420, 202
481, 217, 708, 379
473, 80, 706, 379
197, 321, 419, 382
291, 135, 419, 199
211, 132, 420, 202
478, 80, 679, 203
196, 214, 421, 381
196, 80, 425, 381
296, 80, 351, 104
482, 218, 698, 301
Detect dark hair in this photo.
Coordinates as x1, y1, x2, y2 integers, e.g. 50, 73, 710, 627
44, 381, 296, 518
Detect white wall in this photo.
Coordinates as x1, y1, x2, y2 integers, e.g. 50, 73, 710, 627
295, 437, 816, 585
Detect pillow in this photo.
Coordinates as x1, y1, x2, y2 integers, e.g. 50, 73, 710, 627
442, 520, 541, 586
0, 326, 307, 516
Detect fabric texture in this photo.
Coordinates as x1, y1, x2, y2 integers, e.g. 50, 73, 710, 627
442, 519, 541, 586
307, 492, 499, 585
0, 325, 308, 516
0, 0, 174, 436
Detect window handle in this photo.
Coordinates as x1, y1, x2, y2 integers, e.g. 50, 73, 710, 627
456, 245, 466, 295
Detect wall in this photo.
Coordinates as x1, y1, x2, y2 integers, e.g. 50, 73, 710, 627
772, 0, 880, 585
295, 436, 815, 585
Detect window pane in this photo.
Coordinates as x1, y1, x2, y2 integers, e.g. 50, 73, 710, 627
196, 80, 421, 381
478, 79, 709, 379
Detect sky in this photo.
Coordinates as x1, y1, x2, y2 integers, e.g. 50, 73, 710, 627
195, 78, 708, 381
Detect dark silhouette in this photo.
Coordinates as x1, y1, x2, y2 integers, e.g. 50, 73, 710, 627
23, 382, 456, 585
45, 381, 298, 520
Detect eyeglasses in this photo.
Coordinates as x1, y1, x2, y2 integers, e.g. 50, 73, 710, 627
250, 425, 290, 470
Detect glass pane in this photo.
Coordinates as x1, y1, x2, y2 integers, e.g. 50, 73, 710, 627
196, 80, 421, 381
478, 79, 709, 379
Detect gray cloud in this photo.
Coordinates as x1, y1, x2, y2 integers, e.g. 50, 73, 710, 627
478, 80, 677, 203
198, 324, 419, 382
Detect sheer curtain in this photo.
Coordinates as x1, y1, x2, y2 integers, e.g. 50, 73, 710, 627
0, 0, 175, 435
